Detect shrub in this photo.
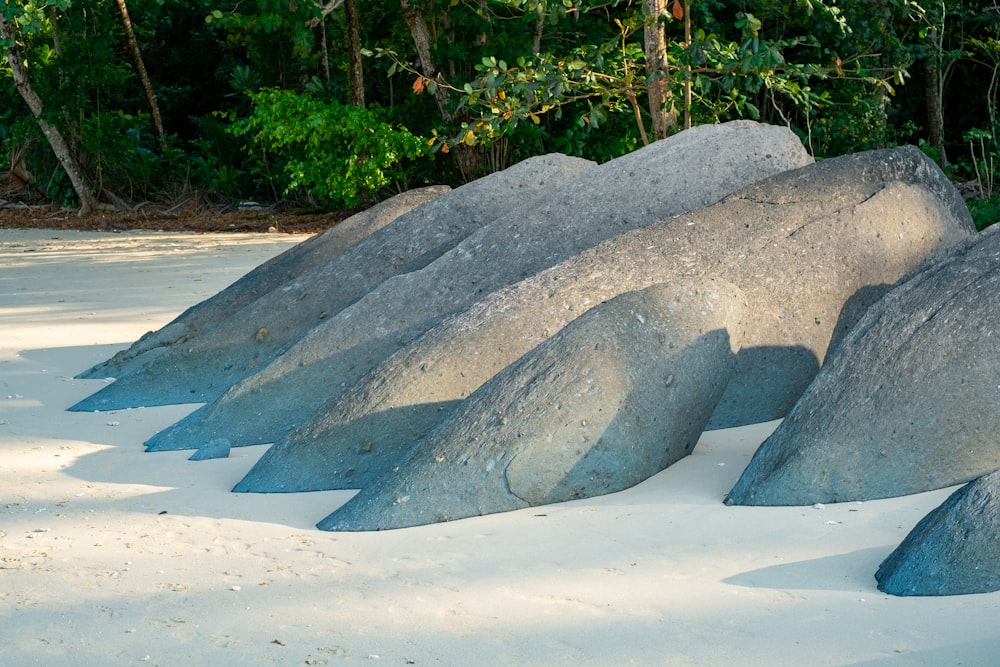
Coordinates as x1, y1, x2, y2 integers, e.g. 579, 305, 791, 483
230, 88, 430, 208
967, 194, 1000, 231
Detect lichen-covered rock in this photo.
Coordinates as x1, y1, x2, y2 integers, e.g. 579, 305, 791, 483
142, 120, 812, 454
876, 468, 1000, 596
318, 280, 745, 531
726, 224, 1000, 507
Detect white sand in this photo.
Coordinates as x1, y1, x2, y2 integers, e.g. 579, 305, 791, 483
2, 228, 998, 666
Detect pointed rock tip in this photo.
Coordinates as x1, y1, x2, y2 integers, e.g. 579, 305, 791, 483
315, 492, 430, 532
316, 510, 395, 533
68, 379, 202, 412
232, 452, 358, 494
74, 364, 108, 380
188, 438, 231, 461
144, 426, 203, 452
66, 389, 128, 412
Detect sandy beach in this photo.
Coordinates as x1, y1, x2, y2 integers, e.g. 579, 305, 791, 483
2, 228, 998, 666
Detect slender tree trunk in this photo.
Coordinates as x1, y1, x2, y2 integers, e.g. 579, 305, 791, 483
114, 0, 166, 149
1, 13, 97, 215
307, 1, 345, 84
925, 27, 947, 167
644, 0, 672, 140
48, 6, 62, 55
683, 0, 691, 130
314, 18, 331, 83
531, 12, 544, 54
400, 0, 453, 122
346, 0, 364, 106
476, 0, 489, 46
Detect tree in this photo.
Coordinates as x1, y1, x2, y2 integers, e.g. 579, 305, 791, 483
394, 1, 848, 155
644, 0, 675, 139
0, 5, 96, 214
114, 0, 165, 148
399, 0, 454, 122
1, 0, 994, 210
345, 0, 364, 106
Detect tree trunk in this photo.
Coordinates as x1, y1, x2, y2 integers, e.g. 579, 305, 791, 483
925, 28, 947, 168
1, 13, 97, 215
314, 18, 331, 83
308, 1, 345, 84
476, 0, 489, 46
400, 0, 453, 122
531, 12, 544, 55
346, 0, 364, 106
644, 0, 674, 140
683, 0, 691, 130
48, 6, 62, 56
114, 0, 166, 149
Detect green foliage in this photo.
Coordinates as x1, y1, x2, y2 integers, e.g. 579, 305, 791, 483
186, 114, 251, 198
230, 87, 431, 207
204, 0, 326, 89
79, 110, 195, 200
42, 165, 77, 208
4, 0, 1000, 208
966, 194, 1000, 231
962, 127, 996, 198
384, 0, 902, 162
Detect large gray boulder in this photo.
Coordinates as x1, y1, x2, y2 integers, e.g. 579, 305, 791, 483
141, 120, 813, 454
317, 281, 746, 530
239, 146, 973, 515
75, 186, 451, 383
876, 468, 1000, 596
70, 154, 594, 410
725, 223, 1000, 507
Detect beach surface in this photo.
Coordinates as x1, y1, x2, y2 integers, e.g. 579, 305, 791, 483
2, 228, 998, 666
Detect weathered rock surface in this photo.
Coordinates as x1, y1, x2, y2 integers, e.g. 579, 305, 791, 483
725, 224, 1000, 507
876, 468, 1000, 596
141, 120, 812, 454
238, 146, 973, 503
70, 155, 593, 410
318, 281, 745, 531
75, 185, 451, 382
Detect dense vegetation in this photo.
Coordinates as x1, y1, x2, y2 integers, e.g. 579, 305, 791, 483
1, 1, 998, 227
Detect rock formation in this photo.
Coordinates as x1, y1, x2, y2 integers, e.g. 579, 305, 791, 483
726, 224, 999, 507
75, 185, 451, 385
876, 468, 1000, 596
320, 280, 745, 530
246, 146, 973, 532
68, 123, 981, 534
70, 155, 594, 409
135, 121, 811, 454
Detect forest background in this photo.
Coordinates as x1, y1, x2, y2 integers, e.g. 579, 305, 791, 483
1, 0, 999, 231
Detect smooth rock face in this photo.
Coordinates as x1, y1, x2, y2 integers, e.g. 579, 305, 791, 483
319, 281, 746, 531
725, 224, 1000, 507
75, 185, 451, 383
239, 146, 973, 504
876, 468, 1000, 596
142, 120, 813, 454
70, 155, 593, 410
